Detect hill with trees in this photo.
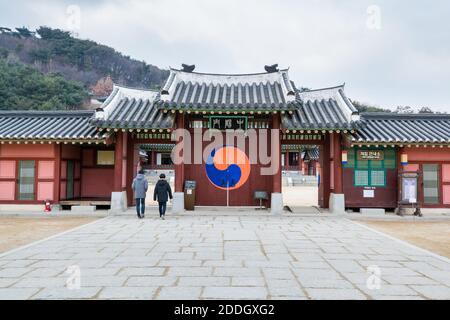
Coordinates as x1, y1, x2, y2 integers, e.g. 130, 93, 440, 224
0, 26, 169, 110
0, 59, 88, 110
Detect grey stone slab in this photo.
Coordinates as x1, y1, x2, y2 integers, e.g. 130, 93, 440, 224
80, 276, 128, 287
33, 287, 101, 299
178, 276, 230, 287
213, 267, 262, 277
13, 277, 66, 288
326, 260, 365, 273
0, 215, 448, 300
126, 276, 177, 287
298, 278, 355, 289
157, 286, 202, 300
371, 295, 424, 300
410, 285, 450, 299
0, 288, 40, 300
0, 268, 32, 278
25, 268, 65, 278
203, 260, 244, 267
357, 283, 418, 297
118, 267, 166, 276
269, 285, 306, 298
194, 252, 223, 260
231, 277, 265, 287
383, 275, 439, 286
98, 287, 157, 299
202, 286, 267, 299
0, 278, 19, 288
306, 288, 367, 300
223, 231, 257, 241
158, 260, 202, 267
262, 268, 295, 279
167, 267, 212, 277
164, 252, 195, 260
414, 270, 450, 285
2, 260, 38, 268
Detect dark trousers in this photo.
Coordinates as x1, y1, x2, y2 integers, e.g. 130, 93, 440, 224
136, 198, 145, 217
158, 201, 167, 217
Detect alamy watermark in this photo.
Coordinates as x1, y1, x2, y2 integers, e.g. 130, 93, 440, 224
170, 128, 281, 176
66, 265, 81, 290
66, 5, 81, 33
366, 265, 381, 290
366, 5, 382, 30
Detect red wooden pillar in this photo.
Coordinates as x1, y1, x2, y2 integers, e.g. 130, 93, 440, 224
126, 132, 135, 206
284, 151, 291, 170
114, 131, 124, 192
272, 114, 282, 193
318, 133, 331, 208
174, 113, 185, 193
54, 144, 61, 203
333, 133, 343, 193
298, 151, 303, 172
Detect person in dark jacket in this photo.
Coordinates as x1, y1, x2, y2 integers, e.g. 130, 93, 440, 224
153, 173, 173, 219
132, 169, 148, 219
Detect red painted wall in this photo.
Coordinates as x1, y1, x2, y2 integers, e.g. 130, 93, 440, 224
404, 147, 450, 162
61, 145, 81, 160
0, 144, 58, 203
343, 168, 398, 209
81, 168, 114, 198
0, 144, 54, 158
403, 148, 450, 207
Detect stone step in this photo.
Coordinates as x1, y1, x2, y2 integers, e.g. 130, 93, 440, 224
360, 208, 386, 215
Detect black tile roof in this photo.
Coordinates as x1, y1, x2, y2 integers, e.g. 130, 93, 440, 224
156, 68, 299, 111
303, 148, 320, 160
0, 110, 108, 141
90, 85, 175, 130
352, 113, 450, 144
281, 85, 359, 130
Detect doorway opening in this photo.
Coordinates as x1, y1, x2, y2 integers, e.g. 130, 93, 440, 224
282, 145, 320, 210
136, 144, 175, 207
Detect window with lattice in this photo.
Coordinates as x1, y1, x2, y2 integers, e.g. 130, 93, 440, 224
345, 147, 396, 187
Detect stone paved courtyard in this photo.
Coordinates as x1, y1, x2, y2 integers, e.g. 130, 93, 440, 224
0, 215, 449, 300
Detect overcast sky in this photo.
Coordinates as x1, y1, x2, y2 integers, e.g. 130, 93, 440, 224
0, 0, 449, 112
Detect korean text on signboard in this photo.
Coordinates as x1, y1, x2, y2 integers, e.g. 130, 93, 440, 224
209, 116, 247, 130
357, 150, 384, 161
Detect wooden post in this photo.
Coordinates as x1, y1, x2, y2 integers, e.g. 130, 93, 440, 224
54, 144, 61, 203
318, 133, 331, 208
333, 133, 343, 193
284, 151, 291, 170
272, 114, 282, 193
113, 131, 124, 192
126, 133, 135, 206
298, 151, 302, 172
174, 113, 185, 193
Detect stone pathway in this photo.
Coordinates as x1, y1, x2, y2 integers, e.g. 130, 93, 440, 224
0, 215, 449, 300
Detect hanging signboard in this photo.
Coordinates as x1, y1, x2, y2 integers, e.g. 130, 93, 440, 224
357, 150, 384, 161
209, 116, 248, 130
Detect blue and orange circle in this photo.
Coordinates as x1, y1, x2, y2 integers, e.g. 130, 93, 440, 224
205, 146, 250, 190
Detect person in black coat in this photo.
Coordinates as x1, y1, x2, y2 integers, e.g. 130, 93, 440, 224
153, 173, 173, 219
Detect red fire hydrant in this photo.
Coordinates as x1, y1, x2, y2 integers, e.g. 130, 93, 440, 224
44, 200, 52, 213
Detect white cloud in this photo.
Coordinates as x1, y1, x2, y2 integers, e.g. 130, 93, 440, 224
0, 0, 449, 111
